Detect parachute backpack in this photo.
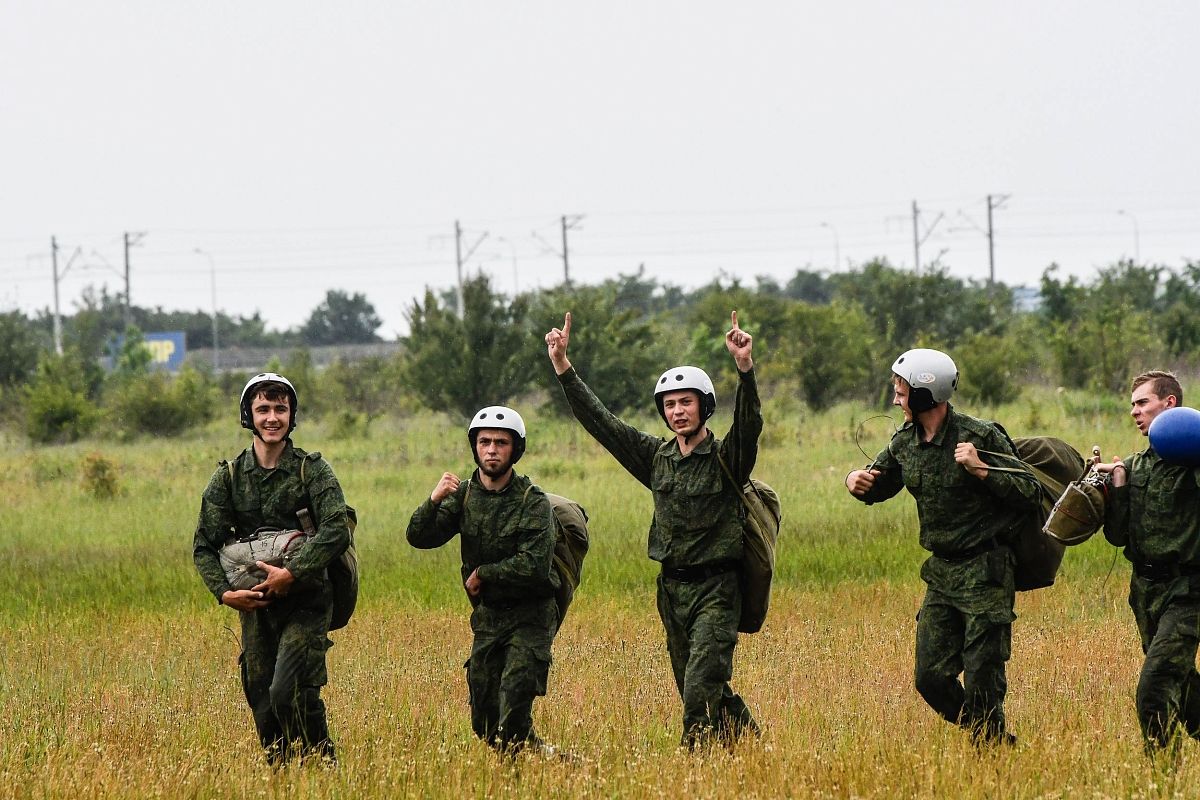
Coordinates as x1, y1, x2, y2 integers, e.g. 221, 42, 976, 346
976, 434, 1092, 591
543, 492, 590, 625
217, 456, 360, 630
463, 480, 589, 624
717, 453, 782, 634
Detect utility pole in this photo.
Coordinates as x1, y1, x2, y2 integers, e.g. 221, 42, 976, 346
453, 220, 488, 318
985, 194, 1010, 284
122, 231, 145, 328
561, 214, 584, 287
51, 237, 62, 355
910, 200, 944, 275
454, 220, 464, 317
912, 200, 920, 275
50, 237, 83, 355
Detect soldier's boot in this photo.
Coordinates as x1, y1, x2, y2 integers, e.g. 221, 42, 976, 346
680, 723, 715, 753
914, 671, 966, 726
254, 714, 288, 767
967, 714, 1015, 749
715, 694, 761, 746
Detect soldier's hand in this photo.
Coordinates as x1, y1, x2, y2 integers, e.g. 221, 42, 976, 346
1095, 458, 1127, 487
464, 567, 483, 598
222, 588, 269, 611
846, 469, 880, 496
252, 562, 295, 598
431, 472, 461, 504
545, 312, 573, 375
954, 442, 988, 479
725, 310, 753, 371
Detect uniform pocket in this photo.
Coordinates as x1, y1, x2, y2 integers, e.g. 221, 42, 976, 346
983, 548, 1010, 587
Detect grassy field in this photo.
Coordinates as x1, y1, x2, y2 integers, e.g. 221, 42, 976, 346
2, 385, 1196, 799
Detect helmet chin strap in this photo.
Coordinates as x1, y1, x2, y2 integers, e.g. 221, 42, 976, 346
908, 387, 938, 414
679, 423, 706, 445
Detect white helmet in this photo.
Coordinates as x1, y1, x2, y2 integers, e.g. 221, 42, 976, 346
239, 372, 298, 434
653, 365, 717, 425
468, 405, 527, 464
891, 348, 958, 411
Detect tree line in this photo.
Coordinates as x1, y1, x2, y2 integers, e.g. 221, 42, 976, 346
3, 258, 1198, 443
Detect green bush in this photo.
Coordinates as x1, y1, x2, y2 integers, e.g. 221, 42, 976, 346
783, 301, 882, 411
103, 367, 219, 439
24, 352, 97, 444
955, 327, 1040, 407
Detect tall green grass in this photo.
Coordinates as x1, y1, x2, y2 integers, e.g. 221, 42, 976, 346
1, 386, 1185, 799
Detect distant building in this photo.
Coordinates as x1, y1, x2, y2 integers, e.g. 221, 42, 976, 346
1012, 285, 1042, 313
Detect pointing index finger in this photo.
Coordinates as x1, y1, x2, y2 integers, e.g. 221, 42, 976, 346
730, 310, 739, 330
563, 311, 572, 337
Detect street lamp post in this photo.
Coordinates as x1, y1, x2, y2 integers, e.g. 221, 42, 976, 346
193, 248, 219, 371
1117, 209, 1141, 263
819, 221, 841, 271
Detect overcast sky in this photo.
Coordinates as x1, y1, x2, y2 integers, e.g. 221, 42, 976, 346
2, 1, 1197, 338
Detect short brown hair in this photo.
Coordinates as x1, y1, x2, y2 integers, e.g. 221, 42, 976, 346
252, 381, 292, 405
1131, 371, 1184, 407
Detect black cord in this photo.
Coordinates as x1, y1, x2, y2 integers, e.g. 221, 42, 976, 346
855, 414, 899, 464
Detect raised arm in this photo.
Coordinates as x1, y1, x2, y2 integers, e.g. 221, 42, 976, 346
716, 311, 760, 482
546, 311, 573, 375
726, 310, 753, 373
548, 311, 660, 487
407, 474, 466, 549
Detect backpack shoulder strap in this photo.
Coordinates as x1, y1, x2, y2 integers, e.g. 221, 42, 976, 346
716, 451, 760, 514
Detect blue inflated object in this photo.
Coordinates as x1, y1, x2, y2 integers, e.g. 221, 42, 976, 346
1149, 406, 1200, 466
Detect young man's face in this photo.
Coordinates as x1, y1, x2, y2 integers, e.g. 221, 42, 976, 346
892, 378, 913, 423
251, 392, 291, 444
1130, 381, 1177, 436
474, 429, 515, 479
661, 390, 703, 437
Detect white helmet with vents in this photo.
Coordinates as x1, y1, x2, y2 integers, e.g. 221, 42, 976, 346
891, 349, 958, 411
468, 405, 527, 464
653, 365, 717, 425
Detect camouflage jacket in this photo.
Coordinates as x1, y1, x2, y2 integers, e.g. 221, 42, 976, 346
854, 405, 1040, 556
406, 471, 559, 606
193, 440, 350, 603
1104, 447, 1200, 567
557, 366, 761, 569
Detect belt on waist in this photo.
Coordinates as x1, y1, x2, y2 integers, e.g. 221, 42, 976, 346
1132, 561, 1200, 581
661, 560, 740, 583
931, 538, 998, 562
477, 596, 546, 611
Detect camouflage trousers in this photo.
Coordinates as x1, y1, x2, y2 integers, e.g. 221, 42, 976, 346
240, 586, 335, 765
1130, 574, 1200, 751
915, 548, 1016, 742
466, 599, 557, 752
656, 570, 757, 748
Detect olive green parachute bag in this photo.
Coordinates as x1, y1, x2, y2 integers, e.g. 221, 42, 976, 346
217, 457, 359, 630
542, 492, 590, 625
977, 435, 1090, 591
717, 453, 782, 634
464, 481, 590, 625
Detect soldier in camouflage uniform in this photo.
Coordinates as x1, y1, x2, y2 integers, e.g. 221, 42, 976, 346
544, 310, 760, 750
406, 406, 562, 754
846, 349, 1040, 746
1098, 371, 1200, 754
193, 373, 350, 765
